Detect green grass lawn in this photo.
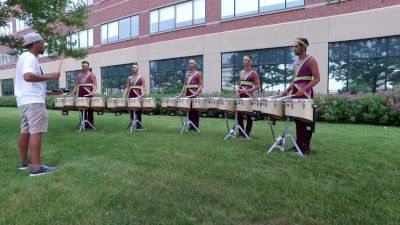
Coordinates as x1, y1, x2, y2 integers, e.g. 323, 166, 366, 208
0, 107, 399, 225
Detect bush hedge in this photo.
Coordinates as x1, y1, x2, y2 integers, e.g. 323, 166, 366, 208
1, 91, 399, 126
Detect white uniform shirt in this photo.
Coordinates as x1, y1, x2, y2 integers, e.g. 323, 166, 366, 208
15, 52, 46, 107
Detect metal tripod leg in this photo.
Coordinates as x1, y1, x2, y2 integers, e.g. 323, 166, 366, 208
78, 109, 95, 133
267, 117, 303, 157
224, 112, 250, 140
267, 116, 276, 142
128, 111, 147, 133
180, 111, 199, 134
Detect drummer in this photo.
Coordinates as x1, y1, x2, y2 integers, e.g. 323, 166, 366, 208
124, 63, 146, 127
280, 38, 320, 155
70, 61, 97, 128
178, 58, 203, 130
236, 55, 260, 137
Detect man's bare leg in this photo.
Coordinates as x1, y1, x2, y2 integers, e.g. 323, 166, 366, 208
19, 133, 30, 163
29, 133, 42, 169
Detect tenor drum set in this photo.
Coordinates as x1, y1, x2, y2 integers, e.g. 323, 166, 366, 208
54, 96, 156, 133
54, 97, 106, 132
55, 95, 314, 156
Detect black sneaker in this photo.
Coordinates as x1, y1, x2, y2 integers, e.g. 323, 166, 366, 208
30, 165, 59, 177
19, 161, 31, 170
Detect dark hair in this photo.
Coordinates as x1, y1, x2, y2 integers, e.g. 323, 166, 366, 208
296, 37, 309, 48
25, 43, 34, 49
81, 60, 90, 65
244, 55, 253, 61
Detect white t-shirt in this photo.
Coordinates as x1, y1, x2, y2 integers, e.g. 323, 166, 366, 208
15, 52, 46, 107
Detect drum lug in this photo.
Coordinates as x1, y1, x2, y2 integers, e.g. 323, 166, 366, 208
97, 111, 104, 115
62, 110, 69, 116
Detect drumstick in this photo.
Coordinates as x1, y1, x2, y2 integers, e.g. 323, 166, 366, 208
276, 94, 296, 100
83, 87, 92, 96
238, 88, 252, 97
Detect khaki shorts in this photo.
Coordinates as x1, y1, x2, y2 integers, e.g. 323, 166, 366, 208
18, 103, 48, 134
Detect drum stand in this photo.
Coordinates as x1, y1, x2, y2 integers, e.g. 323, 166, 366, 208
223, 112, 250, 140
78, 109, 95, 132
180, 111, 200, 133
128, 111, 146, 133
266, 116, 277, 142
267, 117, 303, 157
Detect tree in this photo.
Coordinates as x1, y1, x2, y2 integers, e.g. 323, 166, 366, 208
0, 0, 89, 59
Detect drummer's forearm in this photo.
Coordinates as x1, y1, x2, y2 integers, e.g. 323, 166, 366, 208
285, 83, 294, 93
180, 86, 185, 95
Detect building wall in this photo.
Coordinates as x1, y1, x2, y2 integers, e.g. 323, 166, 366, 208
1, 1, 400, 95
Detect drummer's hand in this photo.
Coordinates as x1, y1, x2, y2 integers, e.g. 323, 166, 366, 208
57, 90, 64, 95
295, 89, 305, 97
178, 93, 182, 97
241, 89, 249, 96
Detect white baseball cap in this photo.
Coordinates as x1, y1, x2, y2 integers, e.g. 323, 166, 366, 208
22, 32, 43, 46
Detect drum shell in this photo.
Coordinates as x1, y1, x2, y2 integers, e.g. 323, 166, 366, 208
161, 98, 168, 108
142, 97, 156, 112
284, 99, 314, 123
166, 98, 177, 109
107, 98, 118, 110
75, 97, 90, 110
236, 98, 253, 114
90, 97, 105, 111
127, 98, 142, 111
177, 98, 192, 111
192, 98, 208, 112
251, 98, 263, 112
217, 98, 235, 113
206, 97, 220, 109
63, 97, 75, 110
116, 98, 127, 109
55, 98, 64, 109
261, 98, 284, 120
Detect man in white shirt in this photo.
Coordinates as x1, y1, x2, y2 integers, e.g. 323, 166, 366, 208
15, 32, 61, 176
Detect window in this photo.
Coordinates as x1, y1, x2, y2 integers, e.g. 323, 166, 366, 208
329, 36, 400, 93
221, 47, 295, 93
1, 79, 14, 96
150, 56, 203, 94
221, 0, 304, 19
101, 15, 139, 44
235, 0, 258, 17
47, 80, 59, 91
0, 52, 14, 66
101, 64, 132, 94
66, 70, 86, 91
150, 0, 205, 34
67, 28, 93, 49
16, 18, 30, 32
0, 21, 13, 35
